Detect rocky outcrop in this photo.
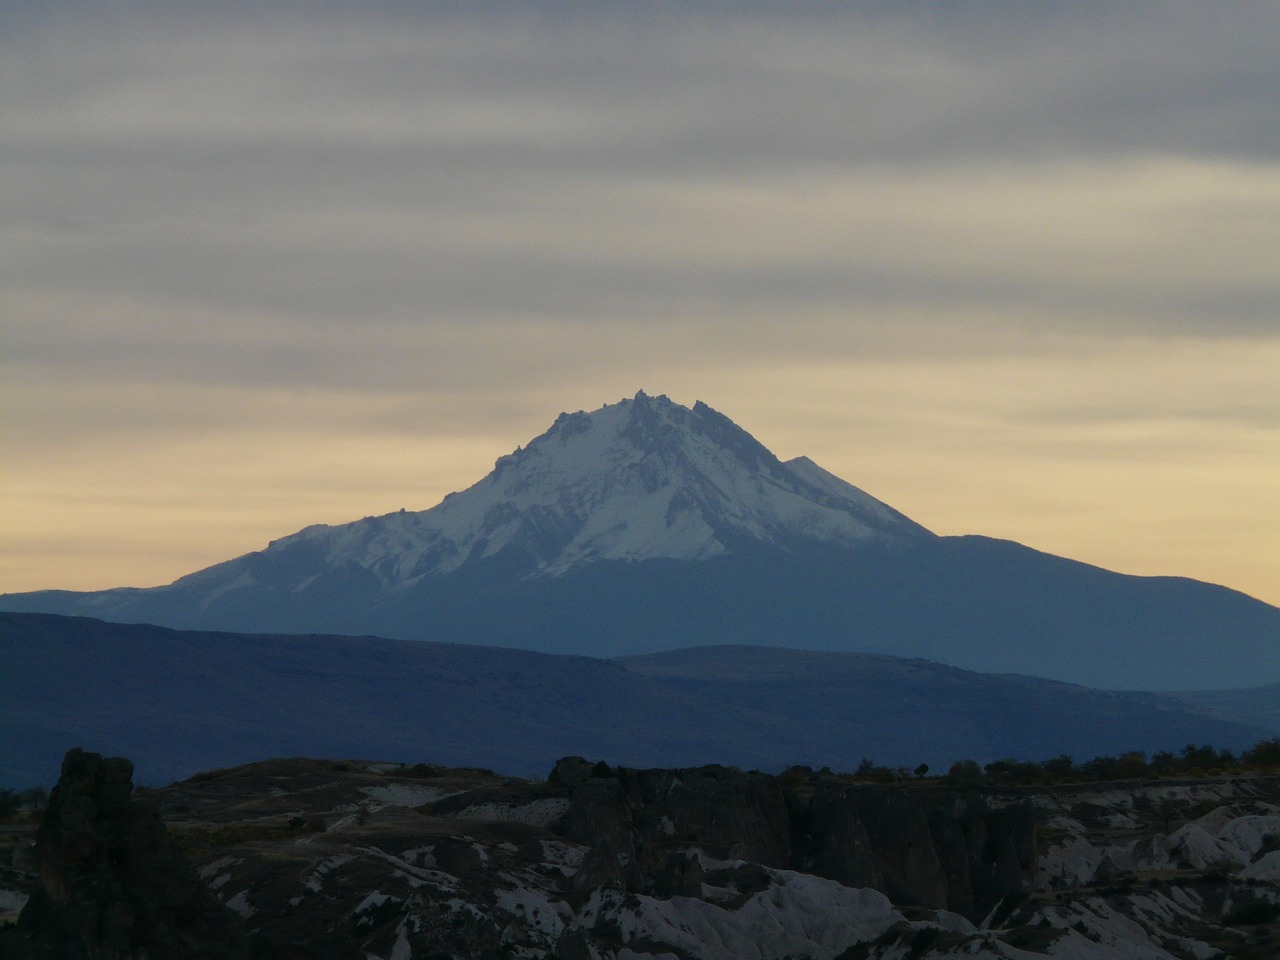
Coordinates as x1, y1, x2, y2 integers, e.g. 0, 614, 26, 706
12, 748, 248, 960
789, 781, 1037, 918
550, 759, 1035, 920
554, 760, 795, 902
793, 783, 884, 893
6, 754, 1272, 959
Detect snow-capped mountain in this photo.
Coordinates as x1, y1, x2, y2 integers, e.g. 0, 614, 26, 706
3, 391, 1278, 691
241, 391, 929, 590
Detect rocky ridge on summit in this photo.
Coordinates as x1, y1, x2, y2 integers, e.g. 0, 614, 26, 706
188, 390, 932, 587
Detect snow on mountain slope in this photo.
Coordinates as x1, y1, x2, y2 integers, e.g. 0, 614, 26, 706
186, 391, 931, 593
3, 391, 1277, 689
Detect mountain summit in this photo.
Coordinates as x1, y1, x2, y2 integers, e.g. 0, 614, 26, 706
3, 391, 1278, 690
259, 391, 929, 587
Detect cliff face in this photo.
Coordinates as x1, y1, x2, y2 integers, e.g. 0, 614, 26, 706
551, 760, 1036, 921
3, 753, 1277, 960
798, 781, 1036, 918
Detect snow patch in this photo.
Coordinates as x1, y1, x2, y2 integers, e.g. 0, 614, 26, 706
250, 393, 929, 589
360, 784, 450, 808
1215, 814, 1280, 860
494, 885, 568, 941
197, 854, 239, 879
449, 797, 569, 826
303, 853, 353, 893
225, 889, 256, 918
1167, 823, 1242, 869
355, 890, 391, 914
540, 840, 587, 873
1241, 849, 1280, 880
0, 889, 29, 918
585, 867, 900, 960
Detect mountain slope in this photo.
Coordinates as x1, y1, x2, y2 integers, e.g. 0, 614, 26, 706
136, 390, 932, 595
1, 612, 1271, 789
1168, 681, 1280, 735
3, 391, 1278, 690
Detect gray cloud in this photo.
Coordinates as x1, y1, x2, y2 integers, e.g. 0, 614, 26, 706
3, 2, 1279, 599
11, 4, 1278, 159
6, 3, 1278, 347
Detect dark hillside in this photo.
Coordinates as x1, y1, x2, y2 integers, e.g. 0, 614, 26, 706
2, 612, 1269, 789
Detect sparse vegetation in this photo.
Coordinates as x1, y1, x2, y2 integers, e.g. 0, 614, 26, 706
945, 759, 984, 788
920, 738, 1280, 788
590, 760, 613, 779
173, 815, 326, 856
403, 762, 443, 779
850, 759, 897, 783
0, 787, 47, 821
784, 738, 1280, 789
1224, 899, 1280, 926
1243, 738, 1280, 768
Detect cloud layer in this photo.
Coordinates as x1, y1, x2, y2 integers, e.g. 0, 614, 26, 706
3, 2, 1278, 605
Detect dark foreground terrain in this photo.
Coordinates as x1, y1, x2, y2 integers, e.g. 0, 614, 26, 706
3, 751, 1280, 959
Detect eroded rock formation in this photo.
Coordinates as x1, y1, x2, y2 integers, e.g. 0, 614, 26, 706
551, 758, 1036, 920
3, 753, 1276, 959
12, 748, 248, 960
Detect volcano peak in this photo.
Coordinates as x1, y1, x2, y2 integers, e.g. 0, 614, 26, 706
258, 393, 931, 585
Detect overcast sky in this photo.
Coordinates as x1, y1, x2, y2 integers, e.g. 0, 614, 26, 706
3, 2, 1278, 606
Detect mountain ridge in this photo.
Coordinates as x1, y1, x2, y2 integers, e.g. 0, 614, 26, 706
247, 390, 932, 585
3, 392, 1278, 690
3, 611, 1273, 790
